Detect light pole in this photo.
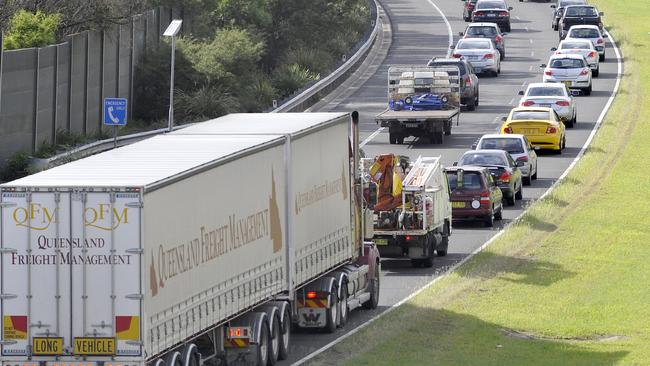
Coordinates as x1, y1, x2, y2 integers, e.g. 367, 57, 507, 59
163, 19, 183, 132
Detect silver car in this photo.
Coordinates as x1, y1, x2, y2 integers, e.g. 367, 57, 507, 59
518, 82, 577, 127
552, 39, 599, 76
474, 134, 538, 185
459, 22, 507, 60
541, 54, 592, 95
452, 38, 501, 76
564, 25, 606, 61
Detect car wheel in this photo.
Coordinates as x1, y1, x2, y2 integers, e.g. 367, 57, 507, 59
397, 136, 404, 144
494, 206, 503, 220
565, 118, 574, 128
523, 173, 531, 186
484, 211, 494, 227
532, 166, 538, 180
599, 53, 605, 62
466, 96, 476, 111
506, 24, 511, 32
500, 50, 505, 61
593, 67, 599, 77
584, 84, 592, 96
515, 184, 523, 200
507, 193, 516, 206
475, 91, 479, 106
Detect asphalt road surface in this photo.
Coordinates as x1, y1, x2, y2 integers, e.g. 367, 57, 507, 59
281, 0, 619, 364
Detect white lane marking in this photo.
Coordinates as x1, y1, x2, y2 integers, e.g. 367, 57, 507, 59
525, 26, 529, 32
521, 81, 527, 87
531, 50, 535, 57
508, 97, 515, 105
290, 29, 624, 366
425, 0, 454, 57
516, 15, 521, 20
529, 65, 533, 71
361, 127, 385, 147
529, 39, 534, 44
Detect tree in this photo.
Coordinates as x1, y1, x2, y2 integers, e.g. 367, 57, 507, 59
3, 10, 61, 50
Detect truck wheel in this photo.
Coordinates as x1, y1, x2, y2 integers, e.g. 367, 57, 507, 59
362, 264, 380, 309
255, 321, 270, 366
437, 225, 449, 257
268, 315, 280, 365
389, 133, 397, 145
431, 131, 444, 144
325, 287, 338, 333
165, 351, 182, 366
444, 121, 452, 136
181, 344, 199, 366
338, 284, 349, 327
422, 234, 435, 267
278, 308, 291, 360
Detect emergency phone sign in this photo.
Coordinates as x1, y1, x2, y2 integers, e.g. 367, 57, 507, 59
104, 98, 128, 126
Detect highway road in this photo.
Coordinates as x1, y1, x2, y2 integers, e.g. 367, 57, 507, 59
281, 0, 620, 364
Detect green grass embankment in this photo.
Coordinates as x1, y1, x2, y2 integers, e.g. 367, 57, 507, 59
307, 0, 649, 364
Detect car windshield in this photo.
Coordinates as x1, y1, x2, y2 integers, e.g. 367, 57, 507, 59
476, 1, 506, 9
460, 153, 508, 166
569, 28, 600, 38
561, 41, 592, 49
511, 111, 550, 120
479, 138, 525, 154
448, 172, 484, 190
467, 26, 497, 37
458, 41, 491, 49
550, 58, 585, 68
527, 87, 565, 96
559, 0, 586, 7
565, 6, 597, 16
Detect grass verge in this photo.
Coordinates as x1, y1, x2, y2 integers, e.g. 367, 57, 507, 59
307, 0, 649, 364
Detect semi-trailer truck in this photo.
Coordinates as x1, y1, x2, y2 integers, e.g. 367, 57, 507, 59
0, 112, 379, 366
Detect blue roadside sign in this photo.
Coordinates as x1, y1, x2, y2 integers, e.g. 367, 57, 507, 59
104, 98, 128, 126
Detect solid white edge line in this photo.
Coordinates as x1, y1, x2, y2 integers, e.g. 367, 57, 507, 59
290, 29, 623, 366
361, 127, 385, 147
426, 0, 454, 57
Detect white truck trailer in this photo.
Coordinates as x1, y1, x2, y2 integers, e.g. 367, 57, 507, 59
0, 112, 379, 366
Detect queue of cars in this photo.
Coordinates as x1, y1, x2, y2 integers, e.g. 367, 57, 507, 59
448, 0, 608, 226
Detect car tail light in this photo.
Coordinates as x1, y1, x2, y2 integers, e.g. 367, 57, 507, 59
579, 68, 589, 76
484, 53, 494, 59
474, 11, 485, 16
516, 156, 528, 163
465, 76, 472, 86
556, 100, 570, 106
546, 126, 557, 134
597, 38, 604, 44
495, 35, 503, 43
499, 171, 511, 183
555, 51, 562, 55
544, 70, 553, 76
405, 235, 412, 241
503, 126, 513, 134
453, 53, 462, 58
480, 191, 491, 202
521, 100, 535, 107
587, 51, 597, 58
499, 11, 509, 16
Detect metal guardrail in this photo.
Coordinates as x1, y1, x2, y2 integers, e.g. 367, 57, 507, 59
272, 0, 381, 113
37, 0, 381, 171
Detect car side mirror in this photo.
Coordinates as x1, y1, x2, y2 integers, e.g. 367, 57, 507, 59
599, 12, 604, 16
550, 47, 557, 51
571, 90, 581, 96
550, 4, 556, 8
458, 31, 464, 36
502, 32, 508, 36
501, 116, 507, 121
518, 90, 524, 95
452, 162, 458, 166
450, 44, 455, 49
471, 143, 478, 150
516, 161, 525, 167
540, 64, 547, 68
508, 6, 513, 10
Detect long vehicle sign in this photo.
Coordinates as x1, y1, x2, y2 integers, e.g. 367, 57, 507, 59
73, 337, 116, 355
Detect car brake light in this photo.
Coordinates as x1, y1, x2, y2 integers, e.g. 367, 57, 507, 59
484, 53, 494, 59
499, 11, 509, 16
521, 100, 535, 107
597, 38, 604, 44
516, 156, 528, 162
453, 53, 462, 58
495, 35, 502, 43
587, 51, 597, 57
480, 191, 491, 202
499, 171, 511, 183
579, 68, 589, 76
465, 76, 472, 86
556, 100, 570, 106
545, 70, 553, 76
555, 51, 562, 55
474, 11, 485, 16
405, 235, 412, 241
503, 126, 513, 134
546, 126, 557, 134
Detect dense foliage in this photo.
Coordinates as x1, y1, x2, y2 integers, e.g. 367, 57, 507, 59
3, 10, 62, 50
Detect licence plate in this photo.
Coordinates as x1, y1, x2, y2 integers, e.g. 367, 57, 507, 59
404, 123, 419, 128
452, 201, 466, 208
373, 238, 388, 245
522, 129, 538, 134
32, 337, 64, 355
73, 337, 116, 355
563, 81, 572, 87
487, 13, 496, 17
539, 104, 551, 107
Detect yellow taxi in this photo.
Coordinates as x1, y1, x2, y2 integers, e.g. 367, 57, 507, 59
500, 107, 566, 153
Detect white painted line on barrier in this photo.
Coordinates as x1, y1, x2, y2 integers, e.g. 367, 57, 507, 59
291, 30, 623, 366
361, 127, 385, 147
426, 0, 454, 57
509, 97, 515, 105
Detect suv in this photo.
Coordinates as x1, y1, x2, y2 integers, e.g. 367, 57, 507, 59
463, 0, 480, 22
550, 0, 587, 30
446, 166, 503, 227
472, 0, 513, 32
558, 5, 604, 40
459, 22, 507, 59
427, 57, 480, 110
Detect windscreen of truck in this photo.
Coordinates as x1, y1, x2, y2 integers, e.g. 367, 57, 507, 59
479, 138, 525, 154
447, 172, 484, 190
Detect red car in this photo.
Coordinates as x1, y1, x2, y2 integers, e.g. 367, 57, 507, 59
446, 166, 503, 227
463, 0, 480, 21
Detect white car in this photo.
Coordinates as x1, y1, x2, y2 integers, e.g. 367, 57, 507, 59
518, 82, 577, 127
564, 25, 606, 61
452, 38, 501, 76
474, 134, 538, 185
552, 39, 599, 76
541, 54, 592, 95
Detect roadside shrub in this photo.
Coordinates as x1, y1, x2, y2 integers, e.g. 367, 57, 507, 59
272, 64, 320, 99
285, 47, 334, 74
3, 10, 61, 50
175, 85, 240, 121
0, 152, 31, 183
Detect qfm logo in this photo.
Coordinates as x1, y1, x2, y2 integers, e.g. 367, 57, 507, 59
12, 203, 129, 231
